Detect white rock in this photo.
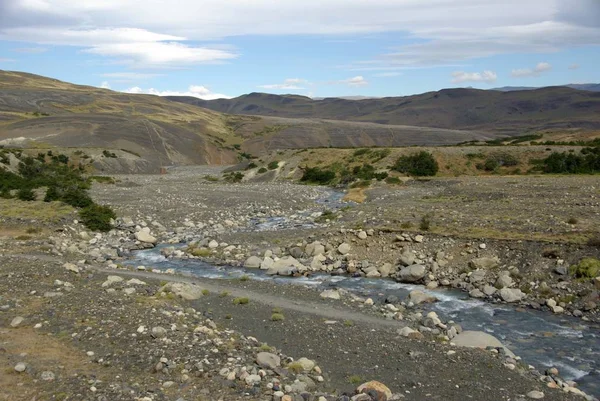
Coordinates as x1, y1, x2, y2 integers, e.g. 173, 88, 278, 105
14, 362, 26, 372
526, 390, 545, 399
357, 231, 368, 240
208, 240, 219, 249
10, 316, 24, 328
135, 230, 157, 244
320, 289, 341, 300
338, 243, 351, 255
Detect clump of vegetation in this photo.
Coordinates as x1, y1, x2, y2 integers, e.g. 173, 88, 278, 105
587, 235, 600, 248
350, 179, 371, 189
271, 313, 285, 321
347, 375, 363, 384
0, 151, 115, 231
315, 209, 337, 223
102, 150, 117, 158
190, 248, 212, 257
569, 258, 600, 279
219, 291, 230, 297
301, 167, 336, 185
287, 362, 304, 374
567, 217, 579, 225
371, 148, 391, 162
79, 204, 116, 232
385, 176, 402, 185
476, 151, 519, 171
239, 275, 250, 282
540, 146, 600, 174
267, 161, 280, 170
90, 176, 116, 184
344, 320, 354, 327
201, 289, 210, 296
353, 148, 371, 157
204, 175, 219, 182
419, 213, 432, 231
392, 151, 439, 176
257, 167, 268, 174
246, 162, 258, 170
232, 297, 249, 305
223, 172, 244, 183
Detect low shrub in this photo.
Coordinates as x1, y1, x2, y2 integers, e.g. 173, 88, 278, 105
232, 297, 249, 305
385, 176, 402, 185
393, 151, 439, 176
271, 313, 285, 321
569, 258, 600, 279
258, 167, 268, 174
17, 188, 36, 201
301, 167, 336, 185
419, 213, 432, 231
267, 161, 280, 170
79, 204, 116, 232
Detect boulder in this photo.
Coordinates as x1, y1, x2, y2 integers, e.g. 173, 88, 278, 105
452, 330, 515, 357
101, 275, 124, 287
320, 289, 341, 300
356, 381, 392, 401
499, 288, 525, 303
256, 352, 281, 369
469, 270, 487, 284
244, 256, 262, 269
135, 229, 157, 244
378, 263, 393, 277
161, 282, 205, 300
260, 257, 274, 270
338, 243, 351, 255
469, 257, 499, 270
357, 231, 368, 240
296, 357, 315, 372
483, 285, 497, 296
63, 263, 80, 274
399, 251, 416, 266
408, 290, 437, 305
208, 240, 219, 249
495, 274, 513, 289
397, 326, 424, 339
469, 289, 485, 298
305, 242, 325, 257
398, 265, 426, 283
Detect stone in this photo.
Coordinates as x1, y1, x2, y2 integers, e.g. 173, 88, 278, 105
40, 371, 55, 381
256, 352, 280, 369
554, 265, 568, 276
469, 257, 499, 270
499, 288, 525, 303
408, 290, 437, 305
14, 362, 26, 372
469, 289, 485, 298
162, 282, 206, 300
546, 299, 557, 308
127, 278, 146, 286
338, 243, 351, 255
414, 235, 424, 243
260, 257, 274, 270
208, 240, 219, 249
135, 230, 157, 244
469, 270, 487, 284
356, 381, 392, 401
102, 275, 124, 287
398, 265, 426, 283
63, 262, 80, 274
378, 263, 393, 277
357, 231, 368, 240
495, 274, 514, 289
244, 256, 262, 269
397, 327, 424, 340
483, 285, 497, 296
594, 277, 600, 290
320, 289, 341, 300
296, 357, 315, 372
399, 251, 416, 266
151, 326, 168, 339
10, 316, 24, 328
526, 390, 545, 399
452, 331, 515, 357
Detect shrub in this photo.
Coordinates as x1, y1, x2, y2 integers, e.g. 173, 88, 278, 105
232, 297, 249, 305
353, 148, 371, 157
258, 167, 268, 174
541, 146, 600, 174
301, 167, 336, 185
569, 258, 600, 279
392, 151, 439, 176
204, 175, 219, 182
224, 172, 244, 183
79, 204, 116, 232
190, 248, 212, 257
385, 177, 402, 185
271, 313, 285, 321
567, 217, 579, 225
267, 161, 280, 170
44, 185, 61, 202
287, 362, 304, 374
246, 162, 258, 170
587, 235, 600, 247
17, 188, 36, 201
347, 375, 363, 384
350, 180, 371, 189
61, 189, 93, 208
419, 214, 432, 231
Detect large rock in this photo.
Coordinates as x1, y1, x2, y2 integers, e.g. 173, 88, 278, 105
320, 289, 341, 300
266, 256, 303, 276
256, 352, 281, 369
338, 243, 351, 255
452, 330, 515, 357
102, 275, 124, 287
378, 263, 393, 277
499, 288, 525, 303
63, 262, 80, 274
356, 381, 392, 401
469, 270, 487, 284
408, 290, 438, 305
244, 256, 262, 269
161, 282, 206, 300
135, 229, 157, 244
296, 357, 315, 372
495, 273, 513, 289
305, 241, 325, 257
469, 257, 499, 270
399, 251, 416, 266
260, 257, 274, 270
398, 264, 426, 283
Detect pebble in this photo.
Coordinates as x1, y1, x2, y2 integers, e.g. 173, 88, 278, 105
14, 362, 26, 372
10, 316, 24, 328
526, 390, 544, 399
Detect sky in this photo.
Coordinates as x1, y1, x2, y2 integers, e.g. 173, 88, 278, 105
0, 0, 599, 100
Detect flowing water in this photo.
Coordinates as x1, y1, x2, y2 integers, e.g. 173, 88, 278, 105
127, 189, 600, 397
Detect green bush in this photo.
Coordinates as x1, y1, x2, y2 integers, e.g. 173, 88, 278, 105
271, 313, 285, 321
267, 161, 280, 170
233, 297, 249, 305
258, 167, 268, 174
420, 214, 432, 231
353, 148, 371, 157
79, 204, 116, 232
61, 189, 94, 208
44, 185, 61, 202
569, 258, 600, 279
17, 188, 36, 201
541, 146, 600, 174
385, 176, 402, 185
301, 167, 336, 185
393, 151, 439, 176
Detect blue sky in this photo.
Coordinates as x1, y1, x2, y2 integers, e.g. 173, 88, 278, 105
0, 0, 599, 99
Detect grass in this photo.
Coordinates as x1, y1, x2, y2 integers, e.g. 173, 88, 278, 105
569, 258, 600, 279
343, 187, 367, 203
344, 320, 354, 327
201, 289, 210, 296
567, 217, 579, 225
315, 209, 337, 223
347, 375, 363, 384
219, 291, 230, 297
232, 297, 249, 305
272, 307, 283, 314
189, 248, 212, 257
259, 344, 273, 352
419, 213, 432, 231
239, 275, 250, 282
25, 226, 41, 234
0, 199, 75, 222
271, 313, 285, 321
287, 362, 304, 374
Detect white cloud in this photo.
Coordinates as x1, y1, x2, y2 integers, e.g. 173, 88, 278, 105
101, 72, 162, 81
100, 81, 111, 89
258, 78, 308, 90
338, 76, 368, 86
569, 63, 580, 70
373, 72, 402, 78
0, 58, 15, 62
123, 85, 231, 100
451, 70, 497, 84
0, 0, 599, 69
511, 62, 552, 77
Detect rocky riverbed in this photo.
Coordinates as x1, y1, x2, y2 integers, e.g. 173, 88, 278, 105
1, 166, 599, 401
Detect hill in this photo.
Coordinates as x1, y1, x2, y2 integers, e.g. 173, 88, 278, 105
0, 70, 243, 172
167, 86, 600, 135
493, 84, 600, 92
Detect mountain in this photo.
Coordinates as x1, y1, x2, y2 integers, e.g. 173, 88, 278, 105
493, 84, 600, 92
166, 87, 600, 135
0, 70, 243, 172
0, 71, 510, 168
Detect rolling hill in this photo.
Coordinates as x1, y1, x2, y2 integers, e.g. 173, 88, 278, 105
492, 84, 600, 92
167, 86, 600, 135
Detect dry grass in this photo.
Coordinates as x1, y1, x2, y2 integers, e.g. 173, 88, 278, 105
0, 199, 75, 222
344, 187, 367, 203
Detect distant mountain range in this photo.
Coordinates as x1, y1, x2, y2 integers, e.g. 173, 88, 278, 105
167, 86, 600, 134
492, 84, 600, 92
